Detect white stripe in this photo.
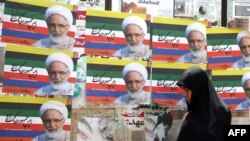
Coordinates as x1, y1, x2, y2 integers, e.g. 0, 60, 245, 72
151, 80, 177, 87
4, 65, 76, 77
0, 116, 71, 125
152, 35, 188, 44
85, 28, 150, 40
86, 76, 151, 86
207, 45, 239, 52
215, 86, 244, 93
4, 15, 76, 32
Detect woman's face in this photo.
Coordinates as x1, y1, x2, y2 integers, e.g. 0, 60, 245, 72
180, 86, 192, 104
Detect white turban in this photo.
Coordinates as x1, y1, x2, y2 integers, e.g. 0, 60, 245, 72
185, 22, 206, 40
241, 72, 250, 85
45, 52, 74, 73
236, 30, 250, 45
122, 16, 147, 34
40, 101, 68, 120
44, 5, 73, 25
122, 63, 148, 81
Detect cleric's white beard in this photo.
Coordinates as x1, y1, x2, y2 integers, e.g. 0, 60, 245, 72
45, 128, 64, 139
191, 48, 206, 58
127, 90, 143, 99
49, 34, 68, 45
51, 81, 70, 92
127, 43, 145, 53
243, 54, 250, 63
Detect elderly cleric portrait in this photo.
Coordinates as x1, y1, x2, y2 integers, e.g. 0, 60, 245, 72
34, 52, 74, 97
32, 101, 70, 141
177, 22, 207, 64
113, 62, 151, 105
32, 5, 74, 50
112, 15, 151, 59
235, 72, 250, 110
231, 30, 250, 68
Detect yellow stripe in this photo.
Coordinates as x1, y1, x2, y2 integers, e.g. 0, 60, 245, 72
212, 69, 249, 76
152, 61, 207, 69
8, 0, 73, 10
87, 56, 148, 67
86, 9, 147, 20
153, 17, 207, 26
6, 44, 73, 57
0, 95, 67, 104
207, 27, 241, 34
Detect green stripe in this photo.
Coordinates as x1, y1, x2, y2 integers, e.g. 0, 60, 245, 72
207, 39, 237, 45
152, 29, 185, 37
212, 81, 241, 87
0, 109, 40, 117
152, 23, 186, 31
152, 74, 180, 81
5, 7, 44, 21
212, 75, 242, 81
5, 2, 76, 24
152, 68, 185, 75
0, 109, 72, 118
86, 15, 123, 25
86, 21, 122, 31
87, 70, 122, 78
5, 58, 45, 68
207, 33, 237, 40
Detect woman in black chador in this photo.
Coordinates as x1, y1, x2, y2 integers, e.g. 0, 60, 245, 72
176, 66, 231, 141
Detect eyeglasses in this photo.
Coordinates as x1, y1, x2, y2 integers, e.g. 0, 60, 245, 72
125, 33, 144, 38
188, 39, 205, 44
43, 118, 64, 124
48, 71, 69, 75
244, 88, 250, 93
125, 80, 144, 85
48, 23, 69, 29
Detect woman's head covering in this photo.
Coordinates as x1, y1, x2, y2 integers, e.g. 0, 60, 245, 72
241, 72, 250, 86
122, 16, 147, 34
177, 66, 231, 141
39, 101, 68, 120
122, 62, 148, 81
236, 30, 250, 45
185, 22, 207, 40
44, 5, 73, 25
45, 52, 74, 73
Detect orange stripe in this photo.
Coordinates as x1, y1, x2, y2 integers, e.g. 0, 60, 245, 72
207, 51, 241, 57
152, 86, 181, 93
86, 83, 150, 91
218, 93, 246, 99
0, 123, 44, 131
207, 62, 234, 69
85, 35, 126, 44
3, 22, 75, 37
0, 137, 33, 141
152, 54, 179, 62
152, 42, 189, 50
86, 96, 116, 104
2, 35, 37, 46
228, 104, 238, 110
4, 72, 49, 82
0, 123, 70, 131
85, 48, 117, 56
86, 83, 126, 91
3, 86, 37, 94
152, 99, 179, 106
4, 72, 76, 83
3, 21, 49, 34
86, 35, 150, 45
